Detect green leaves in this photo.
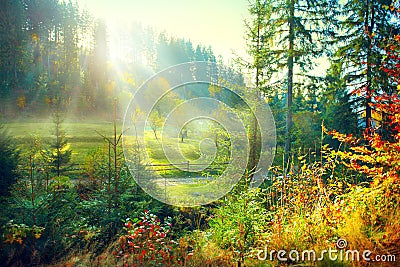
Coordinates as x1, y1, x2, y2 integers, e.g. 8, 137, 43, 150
208, 188, 269, 262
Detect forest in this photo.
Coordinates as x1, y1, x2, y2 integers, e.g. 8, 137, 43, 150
0, 0, 399, 266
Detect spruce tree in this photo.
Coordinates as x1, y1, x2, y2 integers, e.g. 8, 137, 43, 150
332, 0, 398, 129
244, 0, 338, 161
45, 110, 72, 177
0, 124, 19, 196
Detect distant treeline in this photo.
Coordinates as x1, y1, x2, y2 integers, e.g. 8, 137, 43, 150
0, 0, 242, 119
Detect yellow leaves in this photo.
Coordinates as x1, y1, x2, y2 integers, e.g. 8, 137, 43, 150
105, 81, 116, 96
17, 95, 26, 109
208, 85, 221, 96
371, 109, 382, 124
83, 230, 97, 241
329, 129, 360, 145
312, 186, 319, 192
31, 33, 38, 43
123, 72, 135, 86
382, 5, 396, 12
350, 146, 371, 155
3, 222, 44, 245
44, 96, 52, 106
321, 122, 328, 134
301, 164, 307, 172
61, 143, 71, 153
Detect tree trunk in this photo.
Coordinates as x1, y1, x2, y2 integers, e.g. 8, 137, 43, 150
285, 0, 295, 162
251, 2, 262, 175
365, 0, 375, 129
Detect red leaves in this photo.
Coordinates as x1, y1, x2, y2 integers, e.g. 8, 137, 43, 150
328, 90, 400, 181
330, 35, 400, 178
114, 211, 180, 265
124, 221, 132, 229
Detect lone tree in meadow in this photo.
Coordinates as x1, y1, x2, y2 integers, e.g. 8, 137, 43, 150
44, 111, 72, 177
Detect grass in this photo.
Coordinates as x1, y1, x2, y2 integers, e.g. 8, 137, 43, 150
6, 120, 222, 168
143, 131, 201, 164
6, 121, 227, 202
142, 131, 226, 176
5, 121, 121, 164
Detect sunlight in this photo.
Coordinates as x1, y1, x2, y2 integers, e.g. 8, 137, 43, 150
78, 0, 249, 61
2, 0, 400, 265
106, 20, 129, 62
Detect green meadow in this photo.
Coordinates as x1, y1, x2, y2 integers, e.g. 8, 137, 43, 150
5, 121, 219, 173
5, 121, 120, 164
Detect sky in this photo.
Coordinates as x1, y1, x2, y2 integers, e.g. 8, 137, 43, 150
78, 0, 251, 61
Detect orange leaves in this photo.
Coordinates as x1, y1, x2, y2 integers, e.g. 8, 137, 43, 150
328, 91, 400, 182
382, 4, 400, 13
350, 145, 372, 155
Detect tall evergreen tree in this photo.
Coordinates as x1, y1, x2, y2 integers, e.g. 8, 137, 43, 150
0, 0, 27, 105
332, 0, 399, 129
322, 63, 359, 146
242, 0, 274, 172
244, 0, 338, 161
86, 19, 110, 112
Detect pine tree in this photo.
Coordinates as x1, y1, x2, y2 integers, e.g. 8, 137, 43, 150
44, 110, 72, 176
244, 0, 338, 161
0, 124, 19, 196
322, 63, 359, 145
242, 0, 274, 173
332, 0, 398, 129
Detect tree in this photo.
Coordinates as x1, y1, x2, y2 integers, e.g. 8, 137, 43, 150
0, 0, 94, 117
243, 0, 338, 163
44, 110, 71, 176
88, 19, 110, 112
274, 0, 337, 159
329, 30, 400, 183
0, 124, 19, 196
322, 63, 360, 146
332, 0, 398, 129
148, 109, 163, 141
0, 0, 27, 106
242, 0, 272, 173
180, 127, 188, 143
